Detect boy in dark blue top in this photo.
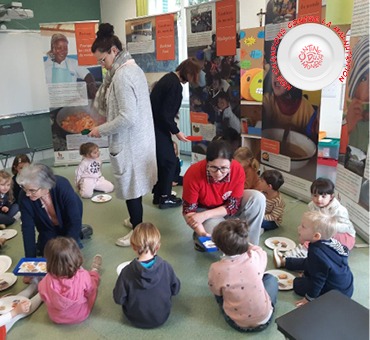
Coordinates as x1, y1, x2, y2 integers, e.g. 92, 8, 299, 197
274, 211, 353, 307
113, 222, 180, 328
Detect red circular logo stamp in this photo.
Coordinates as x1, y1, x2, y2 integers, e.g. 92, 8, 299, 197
298, 44, 324, 70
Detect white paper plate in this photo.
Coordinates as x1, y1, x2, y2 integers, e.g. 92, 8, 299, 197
0, 256, 11, 275
0, 296, 30, 315
0, 273, 17, 291
1, 229, 17, 240
116, 261, 131, 276
277, 23, 344, 91
265, 269, 295, 291
91, 194, 112, 203
264, 237, 296, 252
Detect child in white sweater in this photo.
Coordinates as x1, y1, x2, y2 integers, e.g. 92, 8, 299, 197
75, 142, 114, 198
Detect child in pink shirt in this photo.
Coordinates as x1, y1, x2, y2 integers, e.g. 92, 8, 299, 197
208, 219, 278, 332
38, 237, 102, 324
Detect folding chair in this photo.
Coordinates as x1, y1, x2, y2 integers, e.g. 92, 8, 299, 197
0, 122, 36, 168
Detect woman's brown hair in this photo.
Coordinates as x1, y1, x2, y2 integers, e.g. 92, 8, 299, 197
176, 57, 202, 84
44, 237, 83, 278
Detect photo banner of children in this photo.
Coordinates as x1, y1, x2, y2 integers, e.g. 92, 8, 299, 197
186, 0, 241, 162
261, 0, 320, 199
239, 27, 265, 162
125, 13, 179, 89
335, 2, 369, 241
40, 22, 109, 166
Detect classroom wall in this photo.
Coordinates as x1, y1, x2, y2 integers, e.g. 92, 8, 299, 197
1, 0, 101, 153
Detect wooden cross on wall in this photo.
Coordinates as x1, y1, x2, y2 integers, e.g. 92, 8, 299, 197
256, 8, 266, 27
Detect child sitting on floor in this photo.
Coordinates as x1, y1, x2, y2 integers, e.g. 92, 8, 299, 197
113, 222, 180, 329
274, 211, 354, 307
283, 177, 356, 259
233, 146, 260, 189
255, 169, 285, 232
0, 170, 20, 229
75, 142, 114, 198
38, 237, 102, 324
11, 154, 31, 202
208, 219, 278, 332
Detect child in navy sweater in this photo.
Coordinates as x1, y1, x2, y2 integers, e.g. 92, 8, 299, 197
274, 211, 353, 307
113, 222, 180, 328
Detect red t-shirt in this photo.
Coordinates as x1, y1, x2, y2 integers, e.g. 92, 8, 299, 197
182, 159, 245, 215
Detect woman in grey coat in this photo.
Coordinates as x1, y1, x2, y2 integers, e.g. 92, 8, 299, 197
89, 23, 157, 247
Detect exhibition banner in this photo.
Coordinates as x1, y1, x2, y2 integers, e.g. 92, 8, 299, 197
125, 13, 179, 77
336, 0, 369, 240
40, 21, 108, 166
186, 0, 240, 162
216, 0, 236, 56
155, 13, 175, 61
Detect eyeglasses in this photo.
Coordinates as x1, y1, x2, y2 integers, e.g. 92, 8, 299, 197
98, 49, 111, 64
20, 185, 41, 195
207, 165, 230, 174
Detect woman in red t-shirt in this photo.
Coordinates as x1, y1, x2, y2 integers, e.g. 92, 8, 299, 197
182, 140, 266, 251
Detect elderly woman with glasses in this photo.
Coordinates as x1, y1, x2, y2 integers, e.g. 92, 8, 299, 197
17, 163, 88, 260
182, 140, 266, 251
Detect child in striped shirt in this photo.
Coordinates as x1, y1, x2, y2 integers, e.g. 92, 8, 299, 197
255, 170, 285, 232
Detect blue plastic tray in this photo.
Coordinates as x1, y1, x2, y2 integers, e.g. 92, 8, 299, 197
13, 258, 47, 276
198, 236, 218, 252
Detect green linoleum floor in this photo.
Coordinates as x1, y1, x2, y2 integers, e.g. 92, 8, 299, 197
4, 157, 369, 340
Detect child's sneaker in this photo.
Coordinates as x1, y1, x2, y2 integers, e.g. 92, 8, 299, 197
273, 248, 285, 268
13, 211, 21, 221
91, 254, 102, 273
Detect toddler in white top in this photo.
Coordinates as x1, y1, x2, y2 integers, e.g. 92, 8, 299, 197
75, 142, 114, 198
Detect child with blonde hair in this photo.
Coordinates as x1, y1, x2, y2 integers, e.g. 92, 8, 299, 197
0, 170, 20, 230
233, 147, 260, 189
75, 142, 114, 198
283, 177, 356, 259
274, 211, 353, 307
11, 154, 31, 201
38, 237, 102, 324
113, 222, 180, 329
208, 219, 278, 332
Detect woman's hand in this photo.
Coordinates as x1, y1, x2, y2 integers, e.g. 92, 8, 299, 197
175, 131, 189, 142
88, 127, 101, 138
184, 212, 211, 237
1, 207, 8, 213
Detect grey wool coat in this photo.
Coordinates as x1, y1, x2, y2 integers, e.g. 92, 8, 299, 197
98, 61, 157, 200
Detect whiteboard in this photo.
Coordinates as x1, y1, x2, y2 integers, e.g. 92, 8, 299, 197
0, 30, 50, 117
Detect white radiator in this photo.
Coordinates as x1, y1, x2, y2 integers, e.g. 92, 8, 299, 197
178, 103, 191, 154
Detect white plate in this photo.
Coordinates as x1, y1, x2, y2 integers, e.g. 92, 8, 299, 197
264, 237, 296, 252
1, 229, 17, 240
91, 194, 112, 203
0, 273, 17, 291
0, 256, 11, 275
265, 270, 295, 291
116, 261, 131, 276
0, 296, 30, 315
277, 23, 344, 91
